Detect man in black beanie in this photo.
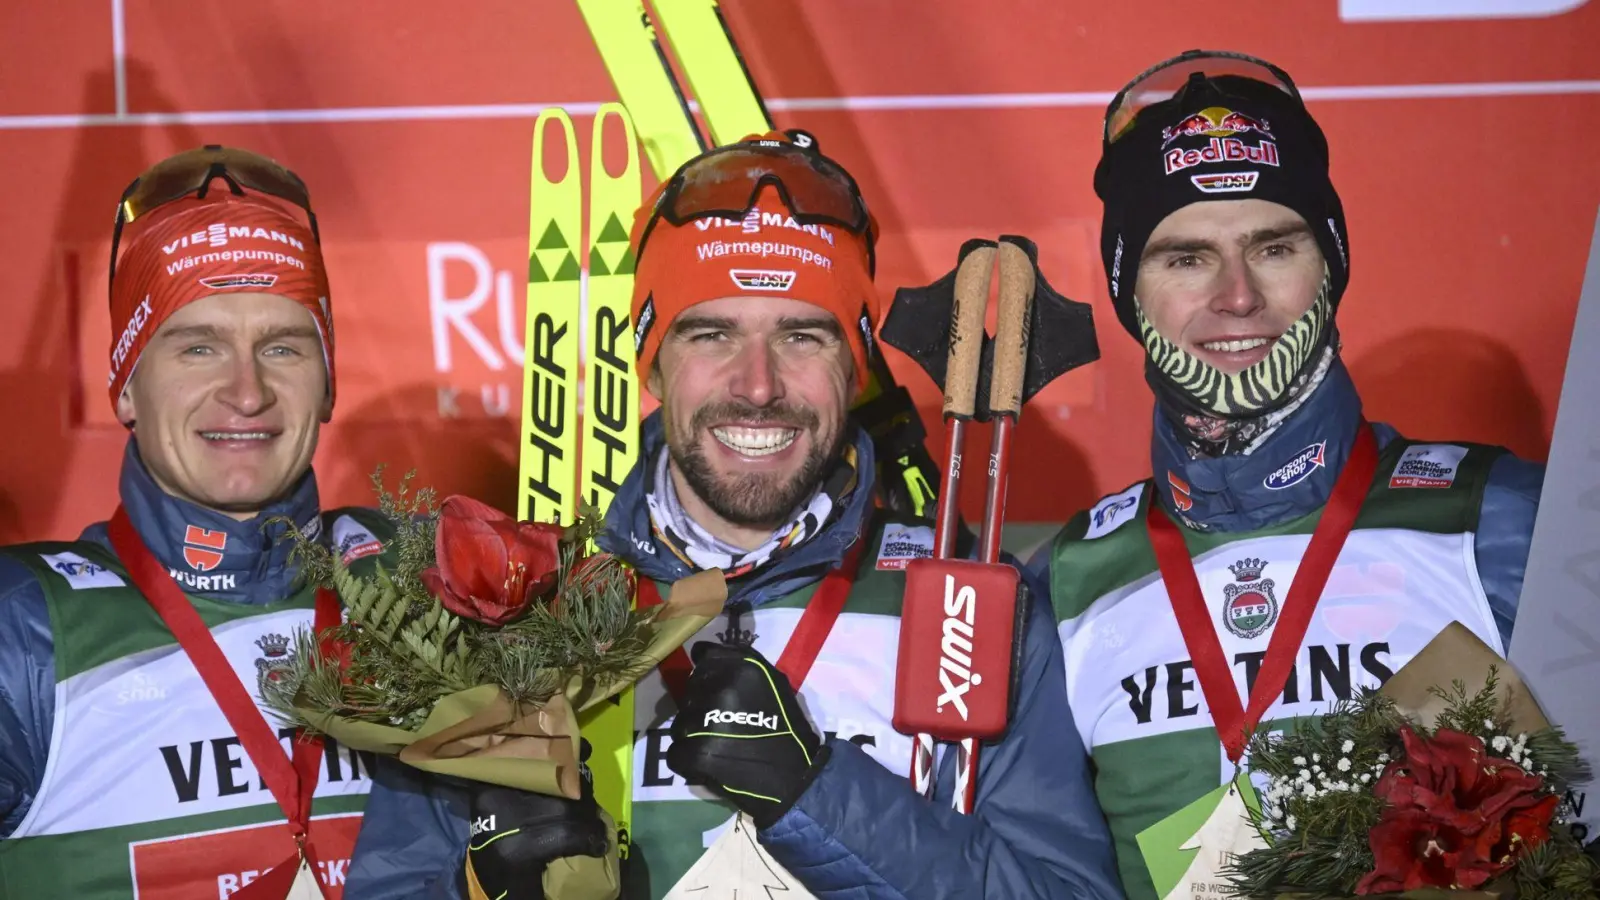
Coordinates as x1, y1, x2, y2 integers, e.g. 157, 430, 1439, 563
1027, 50, 1551, 899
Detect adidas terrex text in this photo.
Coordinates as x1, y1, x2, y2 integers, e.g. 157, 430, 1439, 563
936, 573, 982, 719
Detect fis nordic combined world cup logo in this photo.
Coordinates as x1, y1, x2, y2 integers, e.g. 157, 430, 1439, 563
1160, 106, 1280, 176
1223, 558, 1279, 639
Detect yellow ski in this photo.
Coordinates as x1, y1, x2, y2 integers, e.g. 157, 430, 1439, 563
576, 102, 644, 861
519, 108, 583, 527
574, 0, 705, 180
647, 0, 769, 145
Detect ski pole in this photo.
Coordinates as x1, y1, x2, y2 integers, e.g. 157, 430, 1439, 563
909, 243, 995, 798
952, 237, 1036, 814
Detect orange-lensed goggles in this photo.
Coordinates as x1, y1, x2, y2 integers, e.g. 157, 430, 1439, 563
1103, 50, 1302, 145
109, 145, 321, 296
636, 131, 878, 274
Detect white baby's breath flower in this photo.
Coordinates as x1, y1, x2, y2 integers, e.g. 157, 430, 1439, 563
1293, 756, 1307, 766
1492, 735, 1510, 753
1341, 739, 1355, 753
1484, 718, 1495, 730
1360, 773, 1372, 784
1338, 757, 1352, 772
1286, 815, 1297, 831
1313, 753, 1321, 763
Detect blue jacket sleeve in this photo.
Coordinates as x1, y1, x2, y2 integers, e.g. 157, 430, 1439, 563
1474, 451, 1545, 650
343, 756, 470, 900
0, 555, 54, 839
757, 567, 1124, 899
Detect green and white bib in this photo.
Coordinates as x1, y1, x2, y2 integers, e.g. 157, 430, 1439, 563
0, 509, 394, 900
1047, 440, 1506, 900
624, 517, 932, 900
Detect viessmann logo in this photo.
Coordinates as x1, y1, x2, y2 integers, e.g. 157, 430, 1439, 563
935, 573, 982, 720
161, 223, 307, 254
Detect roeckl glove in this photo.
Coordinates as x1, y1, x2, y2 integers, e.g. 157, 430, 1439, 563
466, 741, 612, 899
666, 641, 829, 827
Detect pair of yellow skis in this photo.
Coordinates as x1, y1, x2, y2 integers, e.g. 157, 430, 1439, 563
517, 0, 780, 865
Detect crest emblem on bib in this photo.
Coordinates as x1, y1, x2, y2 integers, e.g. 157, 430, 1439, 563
254, 633, 296, 696
1222, 558, 1278, 639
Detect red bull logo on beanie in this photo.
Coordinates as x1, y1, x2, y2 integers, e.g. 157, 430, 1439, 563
1161, 106, 1279, 176
1165, 137, 1279, 176
1161, 107, 1275, 148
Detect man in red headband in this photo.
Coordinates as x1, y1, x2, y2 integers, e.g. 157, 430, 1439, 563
0, 147, 602, 899
347, 133, 1123, 899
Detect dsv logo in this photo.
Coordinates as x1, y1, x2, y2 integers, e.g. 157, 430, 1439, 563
935, 573, 982, 720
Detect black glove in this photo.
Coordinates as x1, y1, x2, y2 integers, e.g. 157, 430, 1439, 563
665, 641, 829, 827
467, 742, 612, 900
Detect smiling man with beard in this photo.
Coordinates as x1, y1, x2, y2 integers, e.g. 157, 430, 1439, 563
1030, 51, 1549, 900
345, 132, 1123, 900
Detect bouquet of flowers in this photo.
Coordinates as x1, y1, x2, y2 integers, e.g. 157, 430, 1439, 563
1226, 623, 1598, 899
263, 470, 722, 898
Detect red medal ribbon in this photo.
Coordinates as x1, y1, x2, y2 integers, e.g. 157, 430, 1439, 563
1145, 422, 1379, 762
110, 506, 339, 899
640, 541, 864, 699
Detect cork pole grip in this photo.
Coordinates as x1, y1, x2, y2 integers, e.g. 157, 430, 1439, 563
989, 241, 1036, 419
944, 245, 996, 418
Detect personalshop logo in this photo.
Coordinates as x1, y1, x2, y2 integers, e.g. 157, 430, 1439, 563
1263, 441, 1326, 491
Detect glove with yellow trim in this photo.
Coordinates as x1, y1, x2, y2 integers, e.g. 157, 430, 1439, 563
665, 641, 829, 828
465, 741, 612, 900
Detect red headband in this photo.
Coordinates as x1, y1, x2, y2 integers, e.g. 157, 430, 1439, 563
107, 193, 333, 411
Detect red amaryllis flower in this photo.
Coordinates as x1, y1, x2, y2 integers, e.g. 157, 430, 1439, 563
420, 496, 564, 625
1357, 727, 1559, 894
1357, 807, 1503, 893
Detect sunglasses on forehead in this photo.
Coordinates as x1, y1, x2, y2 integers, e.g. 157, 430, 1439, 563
108, 145, 321, 297
637, 131, 879, 276
1104, 50, 1303, 145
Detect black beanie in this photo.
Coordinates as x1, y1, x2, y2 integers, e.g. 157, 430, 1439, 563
1094, 60, 1350, 339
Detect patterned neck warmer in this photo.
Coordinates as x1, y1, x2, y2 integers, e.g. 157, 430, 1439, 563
1161, 344, 1338, 458
644, 442, 860, 580
1138, 270, 1333, 417
1138, 269, 1336, 456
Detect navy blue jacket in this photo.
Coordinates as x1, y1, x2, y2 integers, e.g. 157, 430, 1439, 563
342, 413, 1126, 899
0, 440, 334, 837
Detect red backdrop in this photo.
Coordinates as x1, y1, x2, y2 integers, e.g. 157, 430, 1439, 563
1, 0, 1597, 543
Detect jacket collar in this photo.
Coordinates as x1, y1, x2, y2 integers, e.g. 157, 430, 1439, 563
1151, 357, 1365, 533
597, 411, 877, 607
88, 437, 324, 605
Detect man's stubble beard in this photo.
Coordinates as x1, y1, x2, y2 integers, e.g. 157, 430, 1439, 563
666, 401, 846, 530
